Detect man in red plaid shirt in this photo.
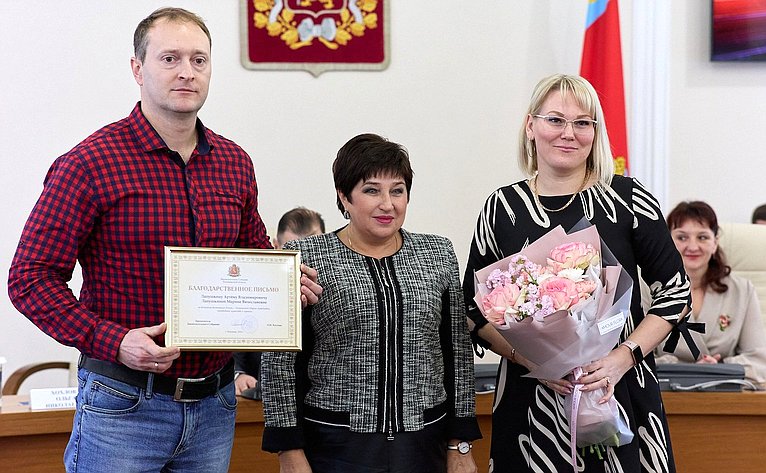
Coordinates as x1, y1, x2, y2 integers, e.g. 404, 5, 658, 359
8, 7, 320, 472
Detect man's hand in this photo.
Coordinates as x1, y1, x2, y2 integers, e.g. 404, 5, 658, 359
235, 373, 257, 395
299, 264, 322, 308
117, 322, 181, 373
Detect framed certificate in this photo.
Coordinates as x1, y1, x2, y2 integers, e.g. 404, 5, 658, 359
164, 247, 302, 351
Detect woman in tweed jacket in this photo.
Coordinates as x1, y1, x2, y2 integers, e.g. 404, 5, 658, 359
261, 133, 481, 473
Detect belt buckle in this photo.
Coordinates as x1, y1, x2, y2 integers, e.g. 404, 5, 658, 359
174, 376, 206, 402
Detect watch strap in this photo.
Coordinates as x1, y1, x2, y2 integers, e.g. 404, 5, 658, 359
620, 340, 644, 365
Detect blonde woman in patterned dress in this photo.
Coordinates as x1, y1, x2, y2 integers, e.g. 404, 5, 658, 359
464, 74, 692, 472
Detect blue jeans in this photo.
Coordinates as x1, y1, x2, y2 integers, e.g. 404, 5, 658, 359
64, 368, 237, 473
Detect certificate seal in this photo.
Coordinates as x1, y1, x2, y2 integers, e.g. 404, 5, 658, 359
241, 315, 259, 334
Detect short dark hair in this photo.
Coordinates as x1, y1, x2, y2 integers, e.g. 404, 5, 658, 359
134, 7, 211, 62
333, 133, 413, 214
752, 204, 766, 223
277, 207, 325, 239
666, 201, 730, 293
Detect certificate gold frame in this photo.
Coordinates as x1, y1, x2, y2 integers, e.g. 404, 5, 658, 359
164, 247, 302, 351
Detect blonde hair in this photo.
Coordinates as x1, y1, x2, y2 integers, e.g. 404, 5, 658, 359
517, 74, 614, 186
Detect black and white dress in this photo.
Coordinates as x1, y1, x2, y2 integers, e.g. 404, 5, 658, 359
463, 175, 691, 472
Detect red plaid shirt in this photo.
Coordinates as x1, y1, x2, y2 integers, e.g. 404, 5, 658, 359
8, 103, 271, 378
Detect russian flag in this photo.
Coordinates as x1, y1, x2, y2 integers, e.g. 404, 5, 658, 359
580, 0, 629, 175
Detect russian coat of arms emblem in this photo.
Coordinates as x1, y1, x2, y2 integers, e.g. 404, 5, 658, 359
241, 0, 389, 76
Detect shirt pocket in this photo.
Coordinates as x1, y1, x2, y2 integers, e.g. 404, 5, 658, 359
194, 189, 245, 246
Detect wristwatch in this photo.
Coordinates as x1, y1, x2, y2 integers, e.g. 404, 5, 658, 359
447, 441, 472, 454
620, 340, 644, 366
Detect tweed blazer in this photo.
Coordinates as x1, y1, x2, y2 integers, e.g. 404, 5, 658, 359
261, 229, 480, 451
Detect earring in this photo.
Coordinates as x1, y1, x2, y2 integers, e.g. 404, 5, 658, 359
343, 209, 350, 220
525, 139, 536, 159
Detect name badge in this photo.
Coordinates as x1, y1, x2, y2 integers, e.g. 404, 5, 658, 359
30, 387, 77, 410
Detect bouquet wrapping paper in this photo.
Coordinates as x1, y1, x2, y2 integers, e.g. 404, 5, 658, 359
474, 222, 634, 455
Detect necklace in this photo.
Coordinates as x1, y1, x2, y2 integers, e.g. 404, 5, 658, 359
345, 226, 400, 257
531, 172, 589, 213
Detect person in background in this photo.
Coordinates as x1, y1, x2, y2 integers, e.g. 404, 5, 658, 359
655, 201, 766, 385
273, 206, 326, 249
234, 207, 326, 395
464, 74, 691, 472
7, 8, 321, 472
261, 133, 481, 473
751, 203, 766, 224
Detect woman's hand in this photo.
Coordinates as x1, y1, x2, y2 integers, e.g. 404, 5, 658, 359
234, 374, 257, 395
278, 449, 312, 473
697, 353, 722, 364
299, 264, 322, 308
538, 377, 574, 395
515, 351, 574, 395
447, 451, 478, 473
514, 351, 573, 395
577, 345, 635, 403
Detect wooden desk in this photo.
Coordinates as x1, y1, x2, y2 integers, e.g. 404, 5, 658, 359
662, 391, 766, 473
2, 392, 764, 472
0, 396, 74, 472
0, 395, 279, 473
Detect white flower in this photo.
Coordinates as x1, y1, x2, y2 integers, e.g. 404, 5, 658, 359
556, 267, 586, 282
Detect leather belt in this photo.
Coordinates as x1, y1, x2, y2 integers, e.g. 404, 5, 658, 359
78, 355, 234, 402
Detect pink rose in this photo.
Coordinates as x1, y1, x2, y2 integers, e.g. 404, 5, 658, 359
547, 242, 599, 273
539, 276, 580, 310
482, 284, 522, 324
575, 279, 597, 299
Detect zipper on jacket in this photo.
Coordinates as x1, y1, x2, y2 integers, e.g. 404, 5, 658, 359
371, 257, 403, 440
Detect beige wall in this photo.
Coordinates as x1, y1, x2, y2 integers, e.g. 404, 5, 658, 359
1, 0, 763, 391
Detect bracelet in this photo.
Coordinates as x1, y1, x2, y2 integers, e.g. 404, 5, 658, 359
510, 348, 516, 364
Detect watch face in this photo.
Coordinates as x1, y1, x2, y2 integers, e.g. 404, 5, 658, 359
458, 441, 471, 454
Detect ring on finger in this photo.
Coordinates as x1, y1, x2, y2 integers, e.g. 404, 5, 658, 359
154, 362, 159, 369
605, 376, 610, 387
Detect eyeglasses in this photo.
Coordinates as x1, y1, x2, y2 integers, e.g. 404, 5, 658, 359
533, 115, 597, 133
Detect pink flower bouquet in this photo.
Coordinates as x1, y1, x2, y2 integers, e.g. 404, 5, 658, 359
479, 240, 601, 328
473, 223, 634, 450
